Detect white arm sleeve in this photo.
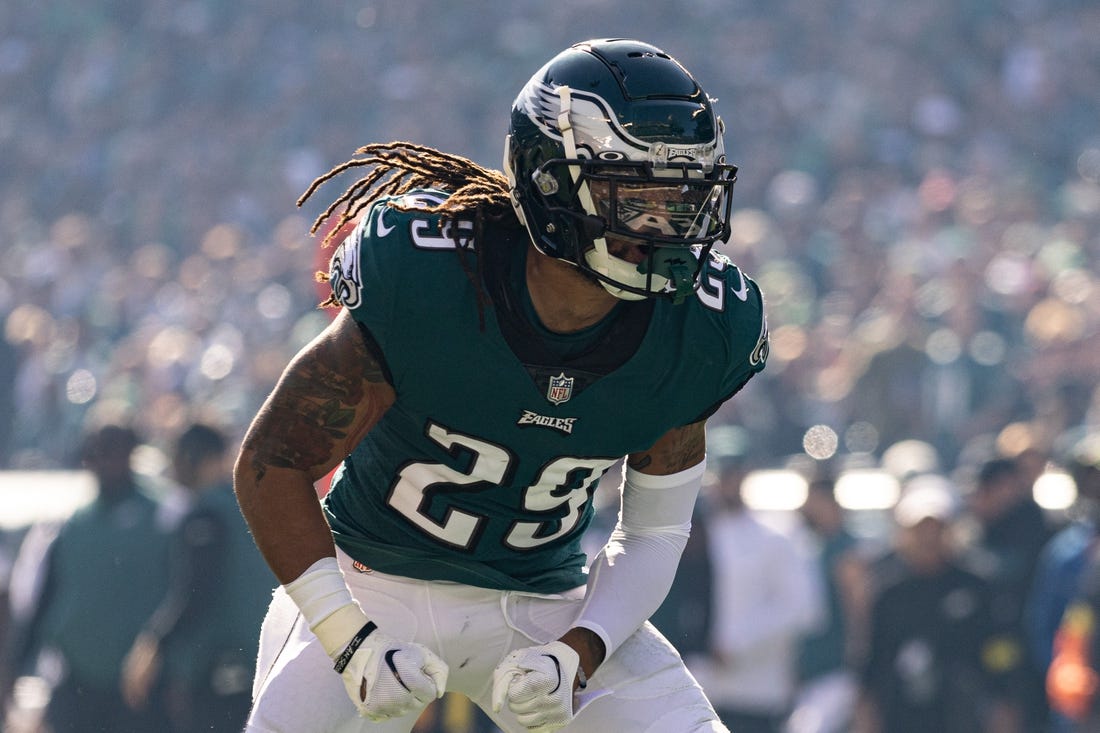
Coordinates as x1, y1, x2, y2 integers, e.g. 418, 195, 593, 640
573, 460, 705, 658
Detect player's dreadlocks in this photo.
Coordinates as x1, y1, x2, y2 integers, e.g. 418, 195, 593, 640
300, 142, 517, 314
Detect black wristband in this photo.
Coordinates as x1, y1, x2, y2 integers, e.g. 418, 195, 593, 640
333, 621, 378, 673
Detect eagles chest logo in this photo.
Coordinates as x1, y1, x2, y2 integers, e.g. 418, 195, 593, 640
546, 372, 574, 405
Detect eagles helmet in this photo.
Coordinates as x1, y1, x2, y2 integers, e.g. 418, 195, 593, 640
504, 38, 738, 304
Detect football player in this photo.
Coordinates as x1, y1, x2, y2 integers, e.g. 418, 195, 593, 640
235, 38, 768, 733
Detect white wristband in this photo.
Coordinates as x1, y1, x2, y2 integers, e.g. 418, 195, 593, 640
284, 556, 370, 658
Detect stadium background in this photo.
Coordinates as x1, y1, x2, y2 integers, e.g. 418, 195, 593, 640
0, 0, 1099, 730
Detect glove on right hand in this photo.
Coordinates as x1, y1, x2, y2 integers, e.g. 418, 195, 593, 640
335, 622, 449, 721
283, 560, 449, 722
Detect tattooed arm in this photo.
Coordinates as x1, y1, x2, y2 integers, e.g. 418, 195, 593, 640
234, 309, 395, 583
626, 419, 707, 475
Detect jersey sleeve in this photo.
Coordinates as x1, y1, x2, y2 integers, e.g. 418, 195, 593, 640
693, 254, 769, 421
730, 270, 769, 390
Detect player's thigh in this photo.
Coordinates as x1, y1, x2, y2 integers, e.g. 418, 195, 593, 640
337, 552, 519, 697
567, 622, 727, 733
253, 586, 299, 702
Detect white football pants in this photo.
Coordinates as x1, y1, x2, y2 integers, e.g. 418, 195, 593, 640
246, 549, 726, 732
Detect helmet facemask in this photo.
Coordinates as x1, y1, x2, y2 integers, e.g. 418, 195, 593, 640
504, 39, 738, 304
535, 156, 736, 303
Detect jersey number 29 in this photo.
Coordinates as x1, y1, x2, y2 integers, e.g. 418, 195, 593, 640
387, 422, 616, 552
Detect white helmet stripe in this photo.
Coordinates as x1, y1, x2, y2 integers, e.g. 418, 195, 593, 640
554, 85, 600, 219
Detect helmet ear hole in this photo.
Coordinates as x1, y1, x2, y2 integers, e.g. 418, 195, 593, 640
533, 170, 559, 196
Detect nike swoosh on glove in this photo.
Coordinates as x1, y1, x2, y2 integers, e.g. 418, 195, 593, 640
491, 640, 580, 732
339, 626, 449, 721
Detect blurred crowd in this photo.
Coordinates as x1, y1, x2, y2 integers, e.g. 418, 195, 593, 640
1, 0, 1098, 471
1, 0, 1100, 731
643, 430, 1100, 733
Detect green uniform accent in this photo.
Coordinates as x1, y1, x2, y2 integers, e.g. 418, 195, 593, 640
160, 484, 277, 687
325, 189, 768, 593
798, 529, 859, 682
36, 488, 171, 689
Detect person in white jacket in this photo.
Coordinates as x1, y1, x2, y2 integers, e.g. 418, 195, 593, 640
688, 450, 823, 733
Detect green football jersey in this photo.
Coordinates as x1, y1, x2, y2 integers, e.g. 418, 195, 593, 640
324, 189, 768, 593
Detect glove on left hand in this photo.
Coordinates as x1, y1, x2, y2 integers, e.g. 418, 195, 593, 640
491, 640, 580, 732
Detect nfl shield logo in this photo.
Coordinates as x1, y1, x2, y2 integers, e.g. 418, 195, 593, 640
546, 372, 574, 405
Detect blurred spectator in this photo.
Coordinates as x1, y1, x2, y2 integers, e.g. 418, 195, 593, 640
787, 474, 871, 733
690, 440, 822, 733
856, 475, 1020, 733
1046, 540, 1100, 731
1026, 431, 1100, 733
0, 337, 17, 465
120, 422, 276, 733
649, 428, 750, 660
1, 520, 60, 729
649, 496, 714, 660
10, 421, 171, 732
964, 455, 1054, 729
847, 320, 941, 456
1047, 541, 1100, 731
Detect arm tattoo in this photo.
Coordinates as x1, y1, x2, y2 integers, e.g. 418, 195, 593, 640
627, 422, 706, 473
244, 317, 392, 482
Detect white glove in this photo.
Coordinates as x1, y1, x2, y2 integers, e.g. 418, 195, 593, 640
283, 559, 448, 721
333, 619, 449, 721
492, 640, 580, 732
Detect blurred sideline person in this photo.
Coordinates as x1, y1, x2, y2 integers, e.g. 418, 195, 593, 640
964, 456, 1053, 730
786, 475, 870, 733
650, 427, 756, 663
856, 475, 1021, 733
647, 499, 714, 661
234, 39, 768, 733
12, 421, 172, 732
1047, 541, 1100, 731
1027, 431, 1100, 733
122, 422, 276, 732
688, 446, 821, 733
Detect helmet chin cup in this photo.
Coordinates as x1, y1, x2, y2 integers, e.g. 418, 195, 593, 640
583, 237, 701, 304
639, 248, 698, 304
584, 238, 668, 302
